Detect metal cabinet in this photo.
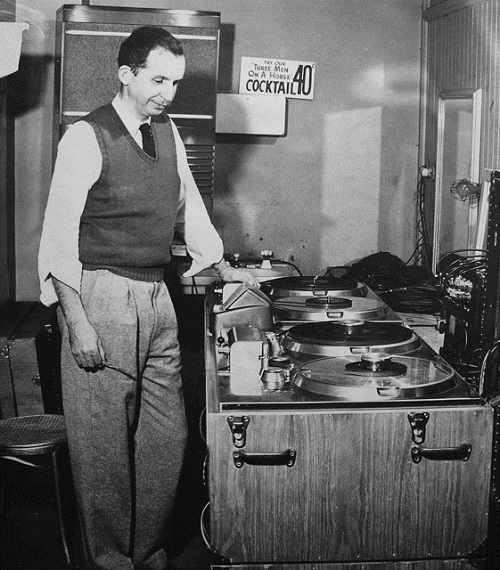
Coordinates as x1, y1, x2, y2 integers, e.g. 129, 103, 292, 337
53, 5, 220, 215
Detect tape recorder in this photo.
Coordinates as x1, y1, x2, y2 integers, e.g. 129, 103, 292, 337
209, 275, 476, 405
281, 320, 421, 361
205, 277, 494, 567
260, 274, 368, 298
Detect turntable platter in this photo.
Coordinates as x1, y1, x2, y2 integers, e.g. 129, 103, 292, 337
260, 275, 367, 299
294, 356, 457, 400
273, 296, 388, 322
281, 320, 421, 359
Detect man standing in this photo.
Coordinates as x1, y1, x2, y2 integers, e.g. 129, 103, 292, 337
38, 26, 257, 570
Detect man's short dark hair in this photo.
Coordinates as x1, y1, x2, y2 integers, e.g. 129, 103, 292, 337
118, 26, 184, 73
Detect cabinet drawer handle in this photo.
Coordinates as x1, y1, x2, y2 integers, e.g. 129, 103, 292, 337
327, 311, 343, 319
233, 448, 296, 468
411, 443, 471, 464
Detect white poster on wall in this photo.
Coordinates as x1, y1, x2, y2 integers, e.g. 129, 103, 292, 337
239, 56, 315, 100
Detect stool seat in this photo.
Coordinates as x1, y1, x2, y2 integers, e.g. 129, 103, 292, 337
0, 413, 76, 566
0, 414, 67, 455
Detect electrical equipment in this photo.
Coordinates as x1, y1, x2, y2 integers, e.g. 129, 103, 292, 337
437, 249, 486, 383
204, 284, 493, 568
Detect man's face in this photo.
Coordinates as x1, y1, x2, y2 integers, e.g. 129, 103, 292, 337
121, 47, 186, 120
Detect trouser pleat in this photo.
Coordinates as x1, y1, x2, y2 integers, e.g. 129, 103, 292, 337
59, 270, 187, 570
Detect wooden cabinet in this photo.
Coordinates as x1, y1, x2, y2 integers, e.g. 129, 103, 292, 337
212, 561, 480, 570
207, 404, 492, 564
204, 298, 494, 567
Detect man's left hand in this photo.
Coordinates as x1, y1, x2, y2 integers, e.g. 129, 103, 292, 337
219, 266, 260, 288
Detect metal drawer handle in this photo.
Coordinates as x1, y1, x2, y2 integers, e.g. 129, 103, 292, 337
327, 312, 343, 319
411, 443, 471, 464
233, 448, 296, 468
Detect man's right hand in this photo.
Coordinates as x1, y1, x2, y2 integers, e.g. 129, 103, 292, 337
67, 316, 106, 369
52, 276, 106, 369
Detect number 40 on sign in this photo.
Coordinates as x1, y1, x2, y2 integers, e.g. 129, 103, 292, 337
239, 57, 315, 100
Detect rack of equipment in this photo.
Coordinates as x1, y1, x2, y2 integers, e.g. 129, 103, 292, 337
437, 249, 486, 383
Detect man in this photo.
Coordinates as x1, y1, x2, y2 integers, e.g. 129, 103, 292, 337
38, 26, 257, 570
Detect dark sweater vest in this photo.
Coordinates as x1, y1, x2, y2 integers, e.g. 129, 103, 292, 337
78, 104, 180, 281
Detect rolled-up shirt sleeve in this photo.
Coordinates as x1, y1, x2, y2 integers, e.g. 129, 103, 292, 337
171, 122, 224, 277
38, 121, 102, 306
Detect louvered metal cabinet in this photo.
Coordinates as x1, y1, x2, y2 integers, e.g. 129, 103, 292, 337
54, 5, 220, 215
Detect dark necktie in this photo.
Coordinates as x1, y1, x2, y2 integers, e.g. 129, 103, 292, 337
139, 123, 156, 158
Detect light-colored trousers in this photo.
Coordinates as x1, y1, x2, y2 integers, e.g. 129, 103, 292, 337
58, 269, 187, 570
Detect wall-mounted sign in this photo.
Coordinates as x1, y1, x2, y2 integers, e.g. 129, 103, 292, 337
239, 57, 315, 100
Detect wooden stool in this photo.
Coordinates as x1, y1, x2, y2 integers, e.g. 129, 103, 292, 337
0, 414, 75, 566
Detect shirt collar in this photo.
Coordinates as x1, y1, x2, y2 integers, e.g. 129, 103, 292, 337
112, 94, 150, 138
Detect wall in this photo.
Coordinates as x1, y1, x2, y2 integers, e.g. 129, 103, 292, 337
14, 0, 422, 300
0, 0, 16, 306
421, 0, 500, 262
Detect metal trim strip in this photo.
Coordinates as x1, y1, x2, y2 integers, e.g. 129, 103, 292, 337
57, 5, 220, 28
64, 30, 217, 41
61, 112, 214, 120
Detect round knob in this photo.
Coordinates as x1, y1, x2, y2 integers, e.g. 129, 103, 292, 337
261, 367, 286, 390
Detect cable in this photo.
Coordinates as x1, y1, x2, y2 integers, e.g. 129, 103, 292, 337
479, 339, 500, 399
270, 258, 303, 276
200, 502, 212, 550
379, 285, 443, 314
407, 175, 432, 270
437, 250, 486, 301
198, 407, 207, 444
348, 252, 433, 295
191, 275, 200, 295
435, 250, 487, 383
199, 501, 228, 562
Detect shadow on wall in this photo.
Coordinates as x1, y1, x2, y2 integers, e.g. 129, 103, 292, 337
214, 130, 279, 257
8, 54, 52, 118
214, 94, 249, 251
214, 21, 244, 248
215, 22, 274, 256
218, 23, 235, 94
349, 61, 421, 261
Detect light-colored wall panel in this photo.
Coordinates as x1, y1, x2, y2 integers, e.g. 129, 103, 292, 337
422, 0, 500, 250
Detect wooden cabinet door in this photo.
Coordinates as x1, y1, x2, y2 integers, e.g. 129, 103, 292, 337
207, 406, 493, 563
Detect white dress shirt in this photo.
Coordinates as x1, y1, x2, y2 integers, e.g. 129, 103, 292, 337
38, 95, 223, 306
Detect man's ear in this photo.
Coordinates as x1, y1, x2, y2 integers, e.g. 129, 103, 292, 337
118, 65, 133, 86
